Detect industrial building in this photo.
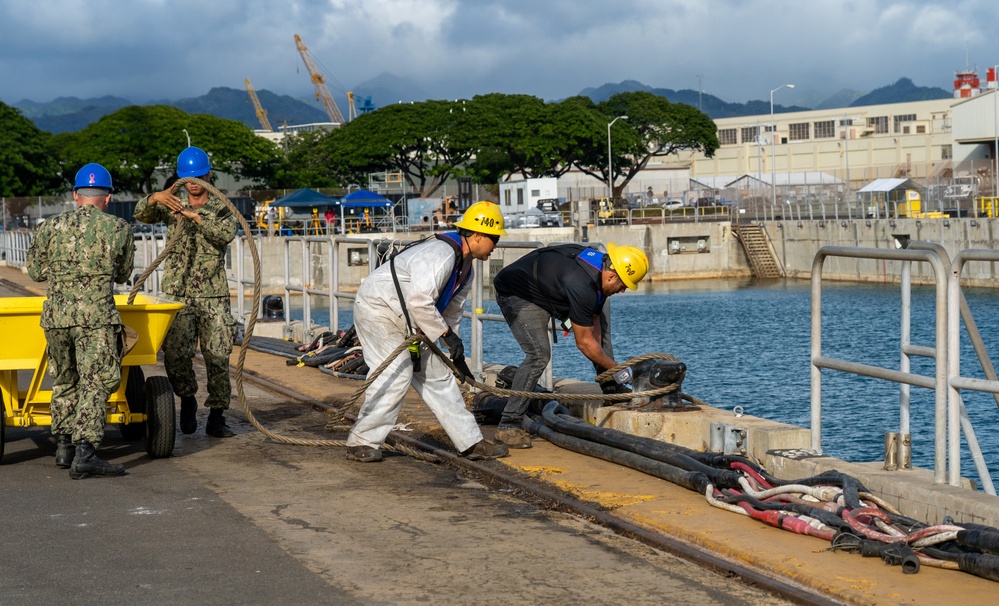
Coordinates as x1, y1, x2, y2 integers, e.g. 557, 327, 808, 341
557, 68, 999, 218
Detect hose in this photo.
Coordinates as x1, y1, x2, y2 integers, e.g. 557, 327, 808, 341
524, 402, 711, 494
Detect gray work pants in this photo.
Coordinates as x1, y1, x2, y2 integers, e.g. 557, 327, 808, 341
496, 293, 614, 429
496, 294, 552, 429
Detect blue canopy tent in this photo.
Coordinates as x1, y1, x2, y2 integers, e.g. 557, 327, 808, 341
273, 188, 340, 212
269, 189, 340, 234
340, 189, 392, 208
340, 190, 395, 232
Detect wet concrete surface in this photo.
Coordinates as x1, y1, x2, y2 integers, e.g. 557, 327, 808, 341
4, 264, 998, 604
1, 268, 787, 605
1, 364, 787, 605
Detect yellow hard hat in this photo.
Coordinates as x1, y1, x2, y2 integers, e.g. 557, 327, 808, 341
453, 201, 507, 236
606, 242, 649, 290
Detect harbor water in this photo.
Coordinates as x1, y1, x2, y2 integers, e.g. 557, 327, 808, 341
300, 278, 999, 488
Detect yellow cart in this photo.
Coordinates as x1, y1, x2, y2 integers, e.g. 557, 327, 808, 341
0, 294, 184, 462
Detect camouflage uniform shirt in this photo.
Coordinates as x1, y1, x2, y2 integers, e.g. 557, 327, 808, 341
26, 205, 135, 328
134, 191, 236, 297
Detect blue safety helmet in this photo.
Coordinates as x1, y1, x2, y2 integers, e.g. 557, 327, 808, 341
176, 146, 212, 178
73, 163, 114, 192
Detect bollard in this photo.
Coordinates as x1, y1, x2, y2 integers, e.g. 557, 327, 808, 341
884, 432, 899, 471
898, 433, 912, 470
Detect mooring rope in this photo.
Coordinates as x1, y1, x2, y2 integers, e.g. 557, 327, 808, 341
128, 178, 689, 464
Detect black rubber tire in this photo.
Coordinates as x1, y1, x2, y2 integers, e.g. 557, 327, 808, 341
119, 367, 147, 441
144, 376, 175, 459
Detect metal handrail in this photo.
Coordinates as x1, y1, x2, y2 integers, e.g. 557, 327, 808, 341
811, 245, 950, 483
282, 236, 336, 340
0, 231, 32, 268
946, 249, 999, 493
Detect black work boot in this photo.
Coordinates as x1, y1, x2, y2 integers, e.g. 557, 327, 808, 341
346, 445, 383, 463
205, 408, 235, 438
69, 441, 125, 480
54, 434, 75, 469
179, 395, 198, 435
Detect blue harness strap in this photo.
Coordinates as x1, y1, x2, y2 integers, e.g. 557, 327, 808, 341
575, 247, 605, 306
434, 232, 471, 314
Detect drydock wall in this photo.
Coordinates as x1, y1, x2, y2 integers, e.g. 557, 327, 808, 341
217, 217, 999, 293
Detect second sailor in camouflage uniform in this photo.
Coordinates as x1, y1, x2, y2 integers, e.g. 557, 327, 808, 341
134, 146, 238, 438
26, 163, 135, 479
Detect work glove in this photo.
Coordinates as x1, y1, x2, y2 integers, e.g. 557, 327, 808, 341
599, 380, 631, 395
441, 329, 465, 361
599, 366, 633, 395
451, 355, 474, 384
612, 367, 633, 385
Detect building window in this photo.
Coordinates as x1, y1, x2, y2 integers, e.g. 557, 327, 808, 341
868, 116, 889, 134
718, 128, 737, 145
504, 190, 512, 206
788, 122, 810, 141
916, 124, 926, 134
894, 113, 916, 133
813, 120, 835, 138
740, 126, 760, 144
942, 145, 952, 160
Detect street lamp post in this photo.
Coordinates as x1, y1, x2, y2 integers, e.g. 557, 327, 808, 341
607, 115, 628, 199
994, 65, 998, 198
770, 84, 795, 207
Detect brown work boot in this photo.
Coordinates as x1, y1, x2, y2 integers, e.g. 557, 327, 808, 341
495, 427, 532, 449
462, 439, 509, 460
346, 445, 383, 463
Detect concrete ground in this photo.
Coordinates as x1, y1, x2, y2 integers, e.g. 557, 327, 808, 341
3, 264, 998, 604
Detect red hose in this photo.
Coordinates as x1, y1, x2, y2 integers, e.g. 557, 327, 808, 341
738, 503, 836, 540
730, 461, 773, 489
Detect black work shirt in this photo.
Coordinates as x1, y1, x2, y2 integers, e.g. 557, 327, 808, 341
493, 245, 605, 327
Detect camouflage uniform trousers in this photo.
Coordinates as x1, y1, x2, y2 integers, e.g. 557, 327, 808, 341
163, 296, 237, 409
45, 324, 124, 446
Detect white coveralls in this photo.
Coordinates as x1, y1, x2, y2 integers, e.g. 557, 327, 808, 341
346, 239, 483, 453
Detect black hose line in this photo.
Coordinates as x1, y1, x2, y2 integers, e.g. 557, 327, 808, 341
524, 413, 711, 494
957, 529, 999, 556
541, 407, 746, 489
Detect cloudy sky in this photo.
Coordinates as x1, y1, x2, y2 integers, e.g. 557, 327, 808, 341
2, 0, 999, 108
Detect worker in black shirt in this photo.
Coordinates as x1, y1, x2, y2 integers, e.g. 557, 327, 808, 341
491, 242, 649, 448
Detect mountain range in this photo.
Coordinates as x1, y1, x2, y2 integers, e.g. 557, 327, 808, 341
12, 75, 952, 134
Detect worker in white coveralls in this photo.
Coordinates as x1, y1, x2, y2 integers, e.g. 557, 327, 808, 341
345, 202, 511, 463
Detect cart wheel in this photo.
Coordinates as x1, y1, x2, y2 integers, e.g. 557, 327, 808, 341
144, 376, 175, 459
119, 367, 147, 441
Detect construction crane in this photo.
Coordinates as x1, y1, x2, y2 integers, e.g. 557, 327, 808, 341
244, 78, 273, 131
346, 91, 357, 122
294, 34, 346, 124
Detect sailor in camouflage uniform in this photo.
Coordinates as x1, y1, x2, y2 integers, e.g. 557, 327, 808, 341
26, 163, 135, 479
134, 146, 238, 438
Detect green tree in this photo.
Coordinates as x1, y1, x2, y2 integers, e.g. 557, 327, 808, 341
268, 130, 342, 189
0, 101, 62, 196
589, 91, 719, 196
57, 105, 282, 195
325, 100, 476, 197
465, 94, 548, 182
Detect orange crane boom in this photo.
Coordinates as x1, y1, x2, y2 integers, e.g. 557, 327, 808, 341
244, 78, 273, 131
294, 34, 346, 124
